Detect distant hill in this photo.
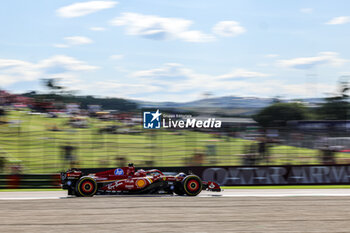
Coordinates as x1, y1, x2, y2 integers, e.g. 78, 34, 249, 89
136, 96, 325, 116
20, 92, 326, 116
138, 96, 273, 108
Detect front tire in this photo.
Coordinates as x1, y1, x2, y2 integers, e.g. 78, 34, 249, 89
182, 175, 203, 196
75, 177, 98, 197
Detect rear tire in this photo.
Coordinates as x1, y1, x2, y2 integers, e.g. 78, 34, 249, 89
182, 175, 202, 196
75, 177, 98, 197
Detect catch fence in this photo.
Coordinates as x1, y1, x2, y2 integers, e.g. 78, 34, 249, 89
0, 127, 348, 174
1, 110, 350, 174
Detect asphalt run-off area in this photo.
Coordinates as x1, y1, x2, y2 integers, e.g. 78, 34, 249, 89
1, 189, 350, 232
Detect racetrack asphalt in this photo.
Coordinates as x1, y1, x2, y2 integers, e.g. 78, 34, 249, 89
1, 189, 350, 232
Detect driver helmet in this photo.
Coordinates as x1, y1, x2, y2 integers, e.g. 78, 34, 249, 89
176, 172, 186, 178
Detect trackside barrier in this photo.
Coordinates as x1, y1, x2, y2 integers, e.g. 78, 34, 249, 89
0, 174, 61, 189
81, 164, 350, 186
2, 164, 350, 189
185, 164, 350, 186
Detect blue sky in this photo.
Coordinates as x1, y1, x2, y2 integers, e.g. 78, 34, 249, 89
1, 0, 350, 102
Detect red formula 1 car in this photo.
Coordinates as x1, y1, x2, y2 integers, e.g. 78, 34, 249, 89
61, 164, 221, 197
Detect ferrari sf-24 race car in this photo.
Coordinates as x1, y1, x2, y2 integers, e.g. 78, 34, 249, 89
61, 164, 221, 197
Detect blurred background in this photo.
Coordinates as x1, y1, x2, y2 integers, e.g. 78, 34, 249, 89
1, 76, 350, 174
1, 0, 350, 175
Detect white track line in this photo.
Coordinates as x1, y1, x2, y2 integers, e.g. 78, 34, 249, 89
200, 189, 350, 197
0, 197, 63, 200
0, 191, 67, 200
200, 194, 350, 197
2, 189, 350, 200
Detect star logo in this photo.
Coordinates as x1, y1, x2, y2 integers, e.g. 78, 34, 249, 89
143, 109, 162, 129
151, 109, 161, 122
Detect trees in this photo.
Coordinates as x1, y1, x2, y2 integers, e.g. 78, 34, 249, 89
317, 80, 350, 120
253, 103, 309, 127
22, 93, 138, 111
254, 78, 350, 127
317, 97, 350, 120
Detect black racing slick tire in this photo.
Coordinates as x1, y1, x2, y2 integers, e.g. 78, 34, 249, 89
75, 177, 98, 197
173, 184, 185, 196
182, 175, 203, 196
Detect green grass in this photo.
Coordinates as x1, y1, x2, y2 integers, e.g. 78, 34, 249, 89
0, 110, 349, 174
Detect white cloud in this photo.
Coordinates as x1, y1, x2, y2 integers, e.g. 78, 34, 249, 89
132, 63, 208, 88
128, 63, 338, 100
217, 69, 269, 80
110, 12, 214, 42
0, 55, 98, 87
1, 58, 335, 101
89, 27, 106, 31
178, 30, 214, 42
57, 1, 118, 18
326, 16, 350, 25
37, 55, 98, 71
131, 63, 269, 95
0, 59, 40, 86
300, 8, 313, 14
0, 59, 32, 69
212, 21, 246, 37
132, 63, 211, 95
64, 36, 93, 45
132, 63, 186, 79
54, 36, 93, 48
110, 54, 124, 60
278, 52, 348, 69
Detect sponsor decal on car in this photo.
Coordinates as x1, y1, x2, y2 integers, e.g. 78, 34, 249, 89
136, 179, 146, 188
97, 177, 108, 180
108, 181, 122, 189
114, 168, 124, 175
